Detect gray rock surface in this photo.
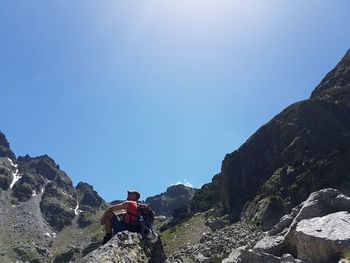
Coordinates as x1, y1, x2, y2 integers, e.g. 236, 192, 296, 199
0, 131, 16, 161
166, 221, 263, 263
79, 231, 166, 263
222, 248, 303, 263
252, 189, 350, 263
295, 211, 350, 263
0, 157, 15, 191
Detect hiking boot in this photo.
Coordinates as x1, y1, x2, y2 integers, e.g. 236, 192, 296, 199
101, 233, 112, 245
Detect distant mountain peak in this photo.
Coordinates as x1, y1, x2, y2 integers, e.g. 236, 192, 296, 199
166, 184, 196, 198
146, 184, 197, 217
18, 154, 60, 168
76, 181, 94, 191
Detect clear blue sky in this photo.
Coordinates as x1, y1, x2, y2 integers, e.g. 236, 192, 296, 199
1, 1, 349, 202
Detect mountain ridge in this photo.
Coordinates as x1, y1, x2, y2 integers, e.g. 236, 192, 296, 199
0, 134, 197, 262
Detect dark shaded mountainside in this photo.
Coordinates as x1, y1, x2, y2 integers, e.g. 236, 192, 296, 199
178, 49, 350, 231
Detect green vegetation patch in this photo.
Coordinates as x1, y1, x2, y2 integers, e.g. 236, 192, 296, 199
342, 248, 350, 260
160, 213, 210, 256
13, 247, 38, 262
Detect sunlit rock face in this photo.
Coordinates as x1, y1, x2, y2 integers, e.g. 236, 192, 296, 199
249, 188, 350, 263
295, 211, 350, 263
221, 188, 350, 263
79, 231, 166, 263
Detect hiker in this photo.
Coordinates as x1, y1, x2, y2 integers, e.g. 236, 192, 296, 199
100, 190, 141, 245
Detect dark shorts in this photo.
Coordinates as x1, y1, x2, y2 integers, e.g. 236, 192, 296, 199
111, 214, 126, 234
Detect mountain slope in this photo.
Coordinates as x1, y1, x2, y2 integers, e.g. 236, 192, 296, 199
0, 137, 108, 263
219, 49, 350, 227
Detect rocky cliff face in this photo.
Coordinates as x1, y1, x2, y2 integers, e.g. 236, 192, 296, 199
0, 134, 108, 262
220, 49, 350, 227
146, 184, 197, 217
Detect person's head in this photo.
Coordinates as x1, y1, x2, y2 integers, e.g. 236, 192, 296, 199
127, 190, 140, 201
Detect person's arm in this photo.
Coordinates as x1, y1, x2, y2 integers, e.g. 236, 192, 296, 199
107, 202, 128, 212
100, 202, 129, 224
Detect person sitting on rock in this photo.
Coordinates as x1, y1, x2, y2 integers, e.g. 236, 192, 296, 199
100, 190, 141, 245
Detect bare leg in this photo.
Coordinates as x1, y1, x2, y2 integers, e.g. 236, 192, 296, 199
101, 210, 115, 235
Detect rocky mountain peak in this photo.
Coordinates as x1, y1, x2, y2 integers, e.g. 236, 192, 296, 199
311, 49, 350, 99
146, 184, 197, 217
0, 131, 10, 148
166, 184, 196, 198
0, 131, 16, 160
17, 154, 73, 192
76, 181, 103, 209
76, 181, 94, 191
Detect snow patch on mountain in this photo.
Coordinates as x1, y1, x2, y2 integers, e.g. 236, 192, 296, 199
8, 158, 21, 189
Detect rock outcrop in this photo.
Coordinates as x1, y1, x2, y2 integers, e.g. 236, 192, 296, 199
80, 231, 166, 263
75, 181, 105, 228
295, 211, 350, 263
0, 131, 16, 161
76, 182, 103, 209
0, 156, 15, 191
244, 188, 350, 263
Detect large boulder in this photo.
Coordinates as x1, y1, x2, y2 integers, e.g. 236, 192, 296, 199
252, 189, 350, 262
80, 231, 166, 263
295, 211, 350, 263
